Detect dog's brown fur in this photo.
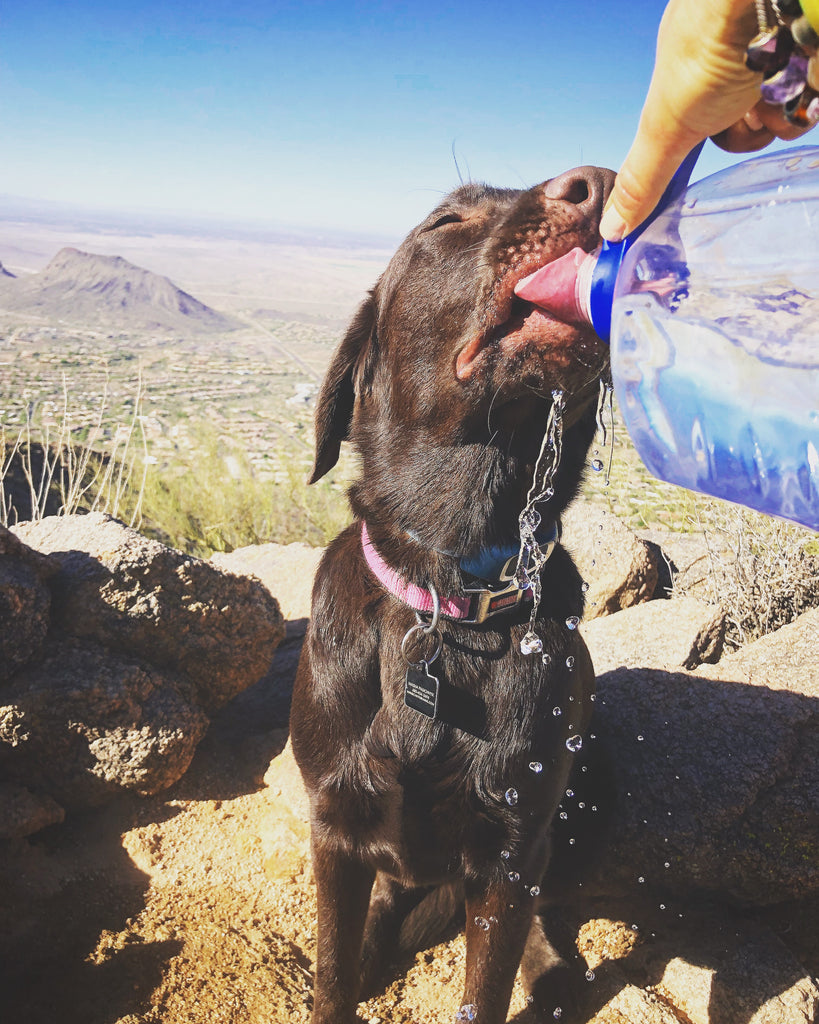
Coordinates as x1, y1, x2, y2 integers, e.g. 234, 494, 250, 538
291, 165, 615, 1023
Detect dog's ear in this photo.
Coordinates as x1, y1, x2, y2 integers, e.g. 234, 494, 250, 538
309, 293, 378, 483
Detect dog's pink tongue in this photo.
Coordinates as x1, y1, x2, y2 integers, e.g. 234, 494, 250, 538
514, 246, 594, 325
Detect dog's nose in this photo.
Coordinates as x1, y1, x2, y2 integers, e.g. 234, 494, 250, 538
542, 166, 615, 218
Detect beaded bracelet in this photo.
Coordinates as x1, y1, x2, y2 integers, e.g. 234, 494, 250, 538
746, 0, 819, 125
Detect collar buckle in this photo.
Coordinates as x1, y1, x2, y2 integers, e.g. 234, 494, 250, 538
460, 577, 531, 624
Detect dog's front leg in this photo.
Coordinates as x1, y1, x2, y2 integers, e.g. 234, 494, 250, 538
460, 881, 536, 1024
311, 839, 375, 1024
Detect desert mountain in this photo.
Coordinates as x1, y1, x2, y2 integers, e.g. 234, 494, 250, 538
0, 247, 239, 334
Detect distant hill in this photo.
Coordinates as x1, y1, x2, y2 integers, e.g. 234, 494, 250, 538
0, 247, 239, 334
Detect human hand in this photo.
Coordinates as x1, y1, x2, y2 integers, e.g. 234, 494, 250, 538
600, 0, 819, 242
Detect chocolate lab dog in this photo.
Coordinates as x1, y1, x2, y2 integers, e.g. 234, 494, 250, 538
290, 164, 615, 1023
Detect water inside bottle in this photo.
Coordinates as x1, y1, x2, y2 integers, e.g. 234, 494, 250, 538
610, 148, 819, 533
612, 290, 819, 531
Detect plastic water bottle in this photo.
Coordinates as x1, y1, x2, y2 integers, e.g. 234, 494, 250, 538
515, 145, 819, 532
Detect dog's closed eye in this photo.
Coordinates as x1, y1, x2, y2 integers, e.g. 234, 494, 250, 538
423, 212, 464, 231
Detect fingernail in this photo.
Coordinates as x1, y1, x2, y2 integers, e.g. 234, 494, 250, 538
743, 108, 765, 132
599, 205, 628, 243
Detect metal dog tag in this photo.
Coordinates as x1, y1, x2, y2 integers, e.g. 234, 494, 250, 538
404, 663, 440, 719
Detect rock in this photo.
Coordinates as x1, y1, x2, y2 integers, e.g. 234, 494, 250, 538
12, 513, 285, 710
581, 909, 818, 1024
0, 641, 208, 807
636, 528, 716, 600
211, 541, 323, 636
563, 505, 660, 618
1, 514, 285, 823
0, 525, 53, 683
630, 912, 818, 1024
0, 781, 64, 839
582, 595, 726, 673
260, 737, 311, 880
553, 608, 819, 907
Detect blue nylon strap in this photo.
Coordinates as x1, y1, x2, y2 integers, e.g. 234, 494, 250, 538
459, 521, 559, 583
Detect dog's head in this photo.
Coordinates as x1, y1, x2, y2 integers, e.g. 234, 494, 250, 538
310, 165, 615, 551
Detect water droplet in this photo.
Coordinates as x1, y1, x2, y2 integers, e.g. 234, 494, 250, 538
589, 693, 596, 702
520, 631, 543, 655
559, 811, 568, 820
520, 508, 541, 532
526, 995, 534, 1005
591, 805, 598, 812
591, 458, 604, 472
529, 761, 543, 774
565, 656, 575, 669
456, 1004, 478, 1022
541, 652, 551, 666
543, 485, 554, 499
569, 837, 576, 845
566, 735, 583, 753
637, 734, 644, 742
659, 903, 666, 910
504, 788, 519, 806
529, 885, 541, 896
474, 916, 490, 931
638, 876, 645, 884
565, 788, 574, 798
578, 801, 585, 809
500, 849, 510, 860
552, 706, 562, 717
664, 861, 670, 868
508, 871, 520, 883
553, 1006, 563, 1019
565, 615, 580, 630
585, 969, 596, 982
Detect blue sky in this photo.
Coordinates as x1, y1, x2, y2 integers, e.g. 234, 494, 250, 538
0, 0, 764, 238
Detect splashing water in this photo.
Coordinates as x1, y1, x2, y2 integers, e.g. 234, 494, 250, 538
594, 379, 615, 485
517, 391, 565, 654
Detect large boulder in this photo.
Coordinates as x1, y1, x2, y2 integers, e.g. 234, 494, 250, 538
0, 525, 53, 683
555, 608, 819, 907
1, 514, 285, 827
0, 641, 208, 808
211, 541, 323, 635
582, 595, 726, 673
563, 505, 662, 618
11, 513, 285, 710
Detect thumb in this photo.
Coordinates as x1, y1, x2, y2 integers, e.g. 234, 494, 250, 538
600, 127, 700, 242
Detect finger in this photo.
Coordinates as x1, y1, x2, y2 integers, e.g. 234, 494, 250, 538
810, 55, 819, 91
754, 97, 819, 138
600, 125, 701, 242
711, 114, 774, 152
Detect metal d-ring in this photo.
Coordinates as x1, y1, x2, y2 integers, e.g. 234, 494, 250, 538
401, 583, 443, 667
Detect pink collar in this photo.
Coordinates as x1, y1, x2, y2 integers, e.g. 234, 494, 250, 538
361, 521, 532, 624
